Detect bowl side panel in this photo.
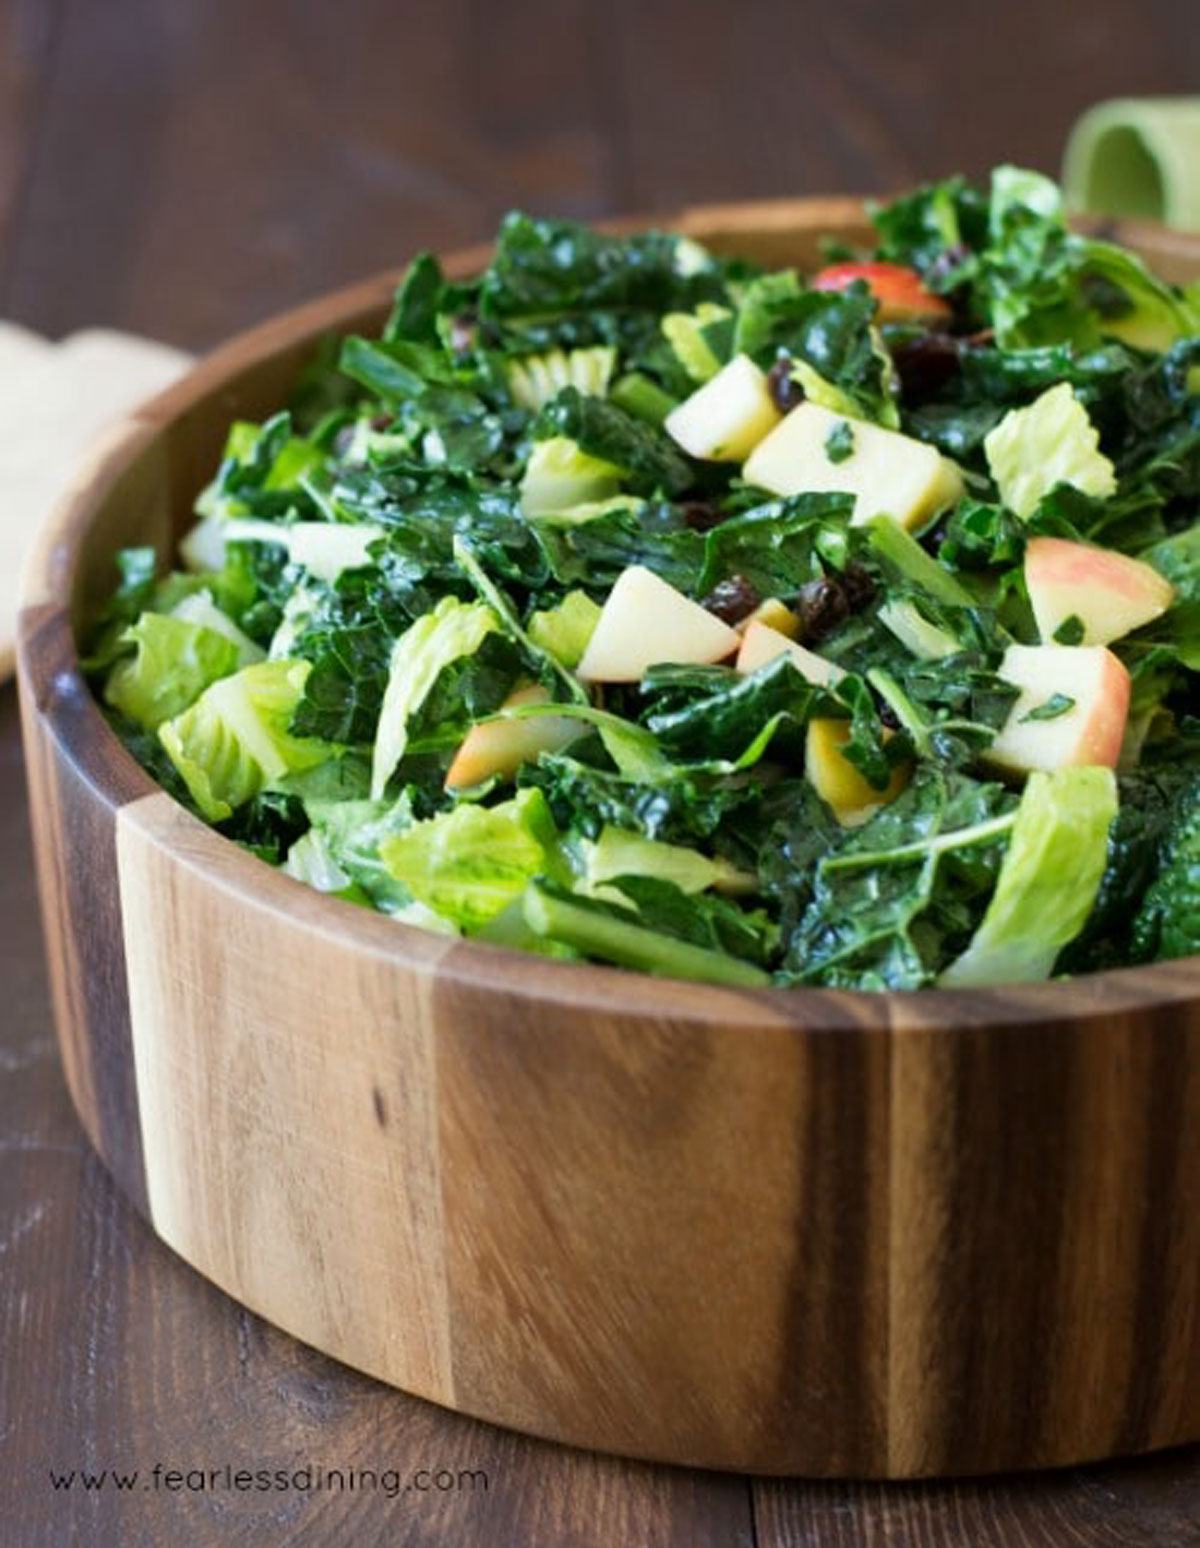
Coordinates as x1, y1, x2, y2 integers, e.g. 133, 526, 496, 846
887, 999, 1200, 1474
17, 602, 156, 1212
430, 974, 893, 1474
113, 789, 462, 1407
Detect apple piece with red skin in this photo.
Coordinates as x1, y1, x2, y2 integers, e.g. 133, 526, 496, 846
809, 261, 952, 324
575, 565, 741, 683
734, 618, 844, 687
986, 643, 1131, 775
444, 682, 583, 790
1024, 535, 1175, 646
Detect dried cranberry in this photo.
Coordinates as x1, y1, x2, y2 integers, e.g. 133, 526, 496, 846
890, 333, 961, 403
680, 499, 727, 532
702, 574, 760, 626
767, 356, 805, 413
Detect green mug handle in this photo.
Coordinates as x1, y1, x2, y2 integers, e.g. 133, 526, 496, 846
1062, 98, 1200, 230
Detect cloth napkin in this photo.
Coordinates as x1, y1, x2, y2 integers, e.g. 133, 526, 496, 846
0, 324, 193, 680
1062, 96, 1200, 230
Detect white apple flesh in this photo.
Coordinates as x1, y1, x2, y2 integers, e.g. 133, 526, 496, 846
734, 619, 844, 687
575, 565, 741, 682
444, 683, 584, 791
663, 353, 782, 461
986, 643, 1131, 774
742, 401, 964, 530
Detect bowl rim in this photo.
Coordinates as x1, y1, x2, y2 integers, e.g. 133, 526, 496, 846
18, 195, 1200, 1035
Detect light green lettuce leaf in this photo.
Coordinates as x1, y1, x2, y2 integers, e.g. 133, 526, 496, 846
169, 590, 265, 665
105, 613, 241, 731
158, 659, 332, 821
379, 787, 560, 928
940, 766, 1117, 986
371, 597, 500, 799
983, 382, 1116, 519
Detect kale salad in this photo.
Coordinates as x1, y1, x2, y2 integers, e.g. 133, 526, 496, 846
87, 168, 1200, 990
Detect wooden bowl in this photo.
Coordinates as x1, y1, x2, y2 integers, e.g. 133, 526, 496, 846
16, 199, 1200, 1479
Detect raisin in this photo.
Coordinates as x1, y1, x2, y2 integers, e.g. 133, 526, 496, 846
767, 356, 805, 413
680, 499, 727, 532
840, 562, 876, 612
890, 333, 961, 403
703, 574, 761, 625
796, 577, 848, 640
795, 564, 875, 641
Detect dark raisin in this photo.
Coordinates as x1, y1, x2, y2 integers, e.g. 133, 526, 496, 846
795, 577, 848, 640
767, 356, 805, 413
370, 412, 394, 431
702, 574, 761, 625
890, 333, 961, 403
680, 499, 727, 532
840, 562, 876, 612
795, 564, 875, 641
877, 699, 901, 731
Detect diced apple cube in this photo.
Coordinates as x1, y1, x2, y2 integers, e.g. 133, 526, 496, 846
810, 261, 953, 324
575, 566, 741, 682
742, 401, 964, 530
806, 719, 911, 826
736, 597, 802, 639
1024, 536, 1174, 645
663, 353, 782, 461
444, 683, 583, 791
734, 619, 844, 687
986, 643, 1131, 774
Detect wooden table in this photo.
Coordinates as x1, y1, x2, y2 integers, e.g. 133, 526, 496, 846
2, 2, 1197, 1542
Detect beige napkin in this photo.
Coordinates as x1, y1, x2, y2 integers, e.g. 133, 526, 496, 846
0, 324, 193, 680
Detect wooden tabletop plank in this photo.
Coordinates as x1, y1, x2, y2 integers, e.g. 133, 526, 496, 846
753, 1452, 1200, 1548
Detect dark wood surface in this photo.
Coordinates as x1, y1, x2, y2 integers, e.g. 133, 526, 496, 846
2, 0, 1199, 1541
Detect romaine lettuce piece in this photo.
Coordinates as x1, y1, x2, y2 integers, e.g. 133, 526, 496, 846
371, 597, 499, 798
105, 613, 241, 731
526, 589, 602, 667
158, 659, 332, 822
518, 436, 624, 516
506, 345, 616, 410
169, 591, 264, 665
379, 788, 560, 928
661, 302, 732, 383
304, 793, 418, 912
522, 880, 770, 986
582, 826, 753, 896
222, 519, 385, 583
282, 829, 354, 894
940, 766, 1117, 986
983, 382, 1116, 519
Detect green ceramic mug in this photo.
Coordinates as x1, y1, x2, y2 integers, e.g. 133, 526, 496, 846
1063, 97, 1200, 230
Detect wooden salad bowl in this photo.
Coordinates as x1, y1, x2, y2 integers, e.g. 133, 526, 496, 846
16, 198, 1200, 1479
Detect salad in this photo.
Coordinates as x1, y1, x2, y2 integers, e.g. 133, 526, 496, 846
87, 167, 1199, 990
